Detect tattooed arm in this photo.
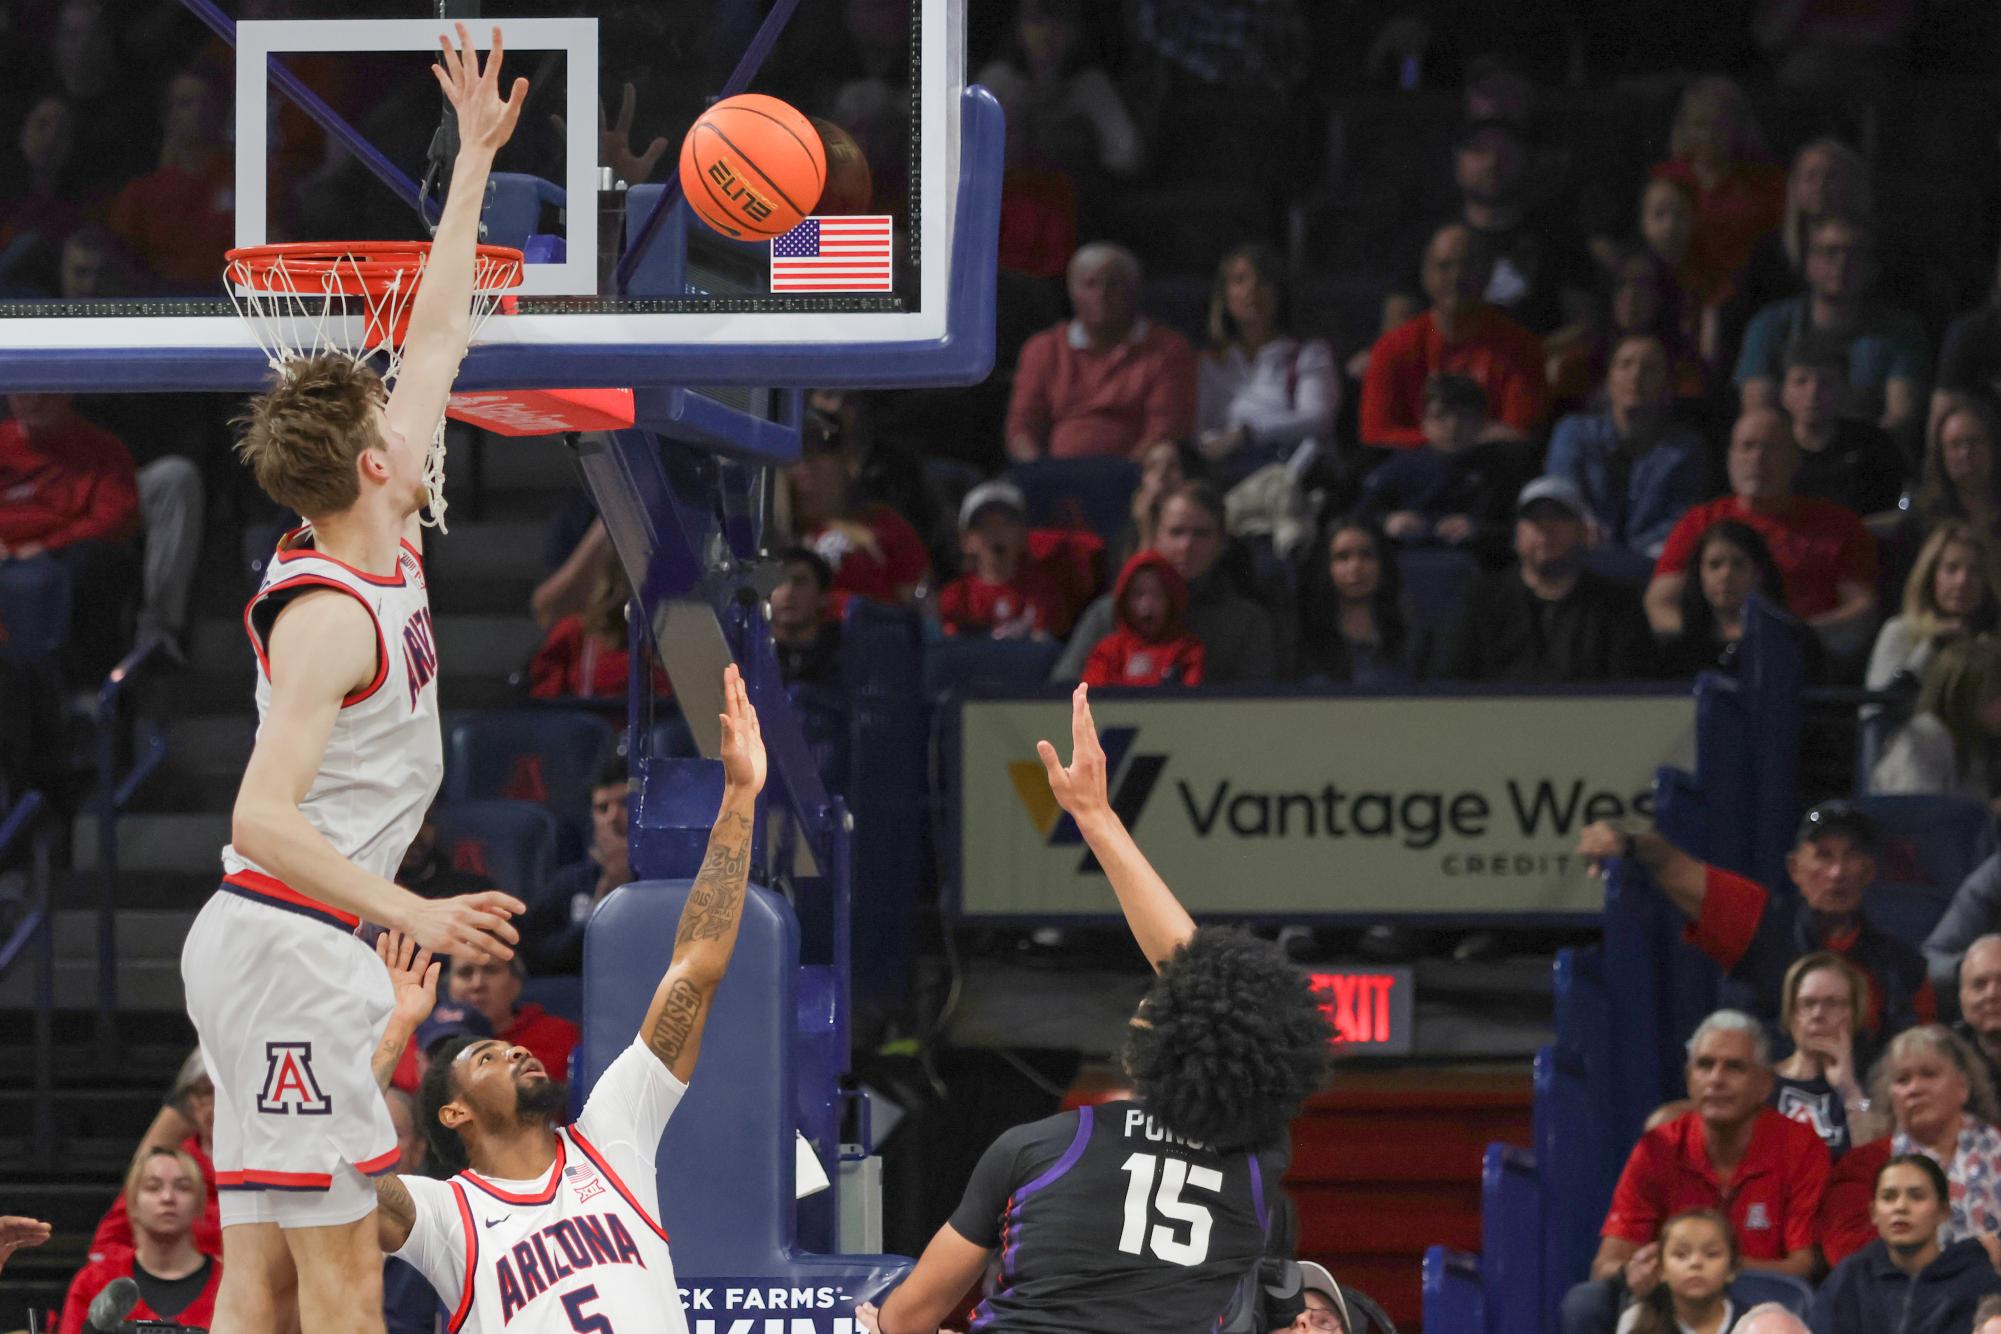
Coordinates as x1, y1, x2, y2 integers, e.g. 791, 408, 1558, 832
640, 665, 767, 1084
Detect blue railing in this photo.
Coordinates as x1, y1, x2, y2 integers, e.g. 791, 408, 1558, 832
1421, 597, 1819, 1333
92, 639, 171, 1052
0, 789, 55, 1156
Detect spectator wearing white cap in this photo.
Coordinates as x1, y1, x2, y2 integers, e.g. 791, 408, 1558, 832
936, 480, 1066, 640
1435, 477, 1657, 681
1291, 1260, 1351, 1333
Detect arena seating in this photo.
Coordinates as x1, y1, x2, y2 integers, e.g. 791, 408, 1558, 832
0, 556, 71, 665
1006, 456, 1141, 546
443, 708, 615, 860
1855, 792, 1996, 948
433, 798, 558, 901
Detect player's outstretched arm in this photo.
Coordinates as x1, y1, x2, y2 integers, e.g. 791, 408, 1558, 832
384, 23, 527, 529
868, 1225, 990, 1334
371, 931, 440, 1091
233, 593, 525, 958
637, 665, 766, 1084
1036, 683, 1195, 970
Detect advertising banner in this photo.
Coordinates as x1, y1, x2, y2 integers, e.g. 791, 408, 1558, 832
958, 693, 1695, 917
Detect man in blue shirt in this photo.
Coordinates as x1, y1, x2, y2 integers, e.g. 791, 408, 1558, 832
1736, 213, 1928, 449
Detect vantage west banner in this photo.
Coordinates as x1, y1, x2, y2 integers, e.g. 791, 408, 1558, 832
957, 693, 1696, 918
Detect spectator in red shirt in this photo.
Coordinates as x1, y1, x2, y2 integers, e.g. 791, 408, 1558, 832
61, 1146, 221, 1333
1576, 802, 1936, 1038
1359, 223, 1548, 449
527, 556, 669, 705
106, 69, 234, 294
1080, 550, 1204, 688
1006, 241, 1197, 461
0, 390, 141, 675
447, 952, 579, 1088
92, 1050, 220, 1263
786, 409, 930, 608
1646, 408, 1877, 650
1560, 1011, 1827, 1334
938, 481, 1065, 640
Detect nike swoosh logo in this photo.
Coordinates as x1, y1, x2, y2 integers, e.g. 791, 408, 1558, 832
485, 1216, 507, 1228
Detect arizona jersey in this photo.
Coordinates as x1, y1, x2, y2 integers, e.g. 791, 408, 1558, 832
948, 1100, 1284, 1333
396, 1041, 690, 1334
220, 526, 443, 917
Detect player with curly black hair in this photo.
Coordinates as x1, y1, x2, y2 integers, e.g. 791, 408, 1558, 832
862, 684, 1334, 1334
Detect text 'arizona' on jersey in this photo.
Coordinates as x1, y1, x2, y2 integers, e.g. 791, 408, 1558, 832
396, 1041, 691, 1334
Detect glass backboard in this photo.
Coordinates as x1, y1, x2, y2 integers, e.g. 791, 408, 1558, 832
0, 0, 996, 392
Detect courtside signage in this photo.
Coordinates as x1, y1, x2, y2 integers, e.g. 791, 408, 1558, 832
963, 695, 1695, 916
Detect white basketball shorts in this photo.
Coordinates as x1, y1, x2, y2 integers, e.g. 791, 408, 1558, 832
182, 884, 399, 1228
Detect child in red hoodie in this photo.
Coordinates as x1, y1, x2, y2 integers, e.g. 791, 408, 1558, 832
1081, 550, 1205, 686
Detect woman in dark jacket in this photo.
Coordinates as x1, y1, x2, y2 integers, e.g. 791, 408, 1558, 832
1812, 1153, 2001, 1334
1295, 517, 1412, 686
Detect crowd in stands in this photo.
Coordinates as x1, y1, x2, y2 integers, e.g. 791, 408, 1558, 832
14, 0, 2001, 1330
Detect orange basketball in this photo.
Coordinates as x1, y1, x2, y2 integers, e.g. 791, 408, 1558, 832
809, 116, 874, 215
679, 93, 826, 240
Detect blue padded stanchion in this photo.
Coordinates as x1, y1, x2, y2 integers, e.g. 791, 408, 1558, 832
578, 879, 909, 1310
1479, 1144, 1543, 1334
1421, 1246, 1485, 1334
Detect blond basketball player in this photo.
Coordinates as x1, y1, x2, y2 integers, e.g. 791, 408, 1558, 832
367, 666, 766, 1334
179, 26, 529, 1334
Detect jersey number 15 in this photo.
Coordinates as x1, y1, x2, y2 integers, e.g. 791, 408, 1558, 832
1118, 1152, 1222, 1267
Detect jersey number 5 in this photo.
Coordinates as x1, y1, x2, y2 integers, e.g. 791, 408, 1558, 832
1118, 1152, 1222, 1266
563, 1285, 615, 1334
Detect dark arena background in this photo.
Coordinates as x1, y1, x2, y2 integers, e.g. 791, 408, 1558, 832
6, 1, 2001, 1332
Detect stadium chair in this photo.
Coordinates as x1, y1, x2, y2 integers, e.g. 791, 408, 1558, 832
1727, 1271, 1814, 1316
1851, 793, 1997, 950
0, 557, 71, 665
443, 709, 615, 861
481, 173, 566, 249
520, 973, 582, 1024
1006, 457, 1141, 547
1420, 1246, 1484, 1334
1479, 1144, 1542, 1334
922, 637, 1063, 699
432, 799, 558, 902
1580, 545, 1655, 589
1395, 547, 1480, 639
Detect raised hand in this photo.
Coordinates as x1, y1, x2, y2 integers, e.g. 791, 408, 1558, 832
1036, 683, 1110, 821
1576, 821, 1633, 877
375, 929, 440, 1030
0, 1216, 50, 1275
719, 664, 768, 796
552, 82, 670, 185
402, 888, 524, 963
432, 23, 528, 159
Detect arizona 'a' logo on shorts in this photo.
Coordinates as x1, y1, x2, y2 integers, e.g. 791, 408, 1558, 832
257, 1041, 333, 1115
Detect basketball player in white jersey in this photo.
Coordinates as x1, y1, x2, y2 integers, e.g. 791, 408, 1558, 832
179, 27, 529, 1334
366, 666, 766, 1334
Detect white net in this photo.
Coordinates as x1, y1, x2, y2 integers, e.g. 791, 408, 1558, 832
223, 246, 522, 532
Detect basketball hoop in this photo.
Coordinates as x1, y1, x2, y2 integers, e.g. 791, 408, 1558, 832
222, 241, 635, 531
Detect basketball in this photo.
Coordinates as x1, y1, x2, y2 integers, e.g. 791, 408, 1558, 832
679, 93, 826, 240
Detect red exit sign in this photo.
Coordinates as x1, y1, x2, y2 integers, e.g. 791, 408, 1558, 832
1307, 967, 1414, 1055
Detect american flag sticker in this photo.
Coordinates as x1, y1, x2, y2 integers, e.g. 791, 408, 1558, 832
770, 216, 894, 292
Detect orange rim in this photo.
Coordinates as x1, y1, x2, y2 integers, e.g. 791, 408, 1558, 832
224, 241, 525, 295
